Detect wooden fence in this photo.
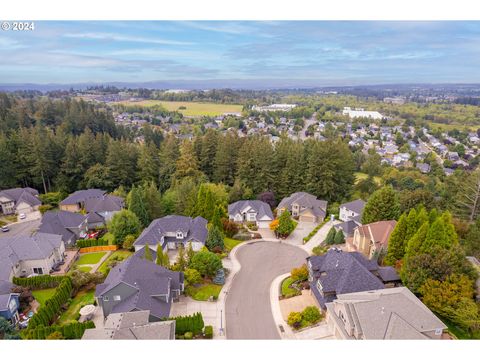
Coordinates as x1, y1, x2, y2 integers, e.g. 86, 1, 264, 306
79, 245, 118, 253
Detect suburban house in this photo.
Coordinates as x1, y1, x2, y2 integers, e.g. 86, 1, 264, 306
84, 194, 124, 226
95, 252, 184, 322
59, 189, 106, 212
0, 187, 41, 215
307, 248, 400, 309
325, 287, 447, 339
82, 310, 175, 340
0, 233, 65, 281
0, 280, 20, 325
134, 215, 208, 253
347, 220, 397, 260
38, 210, 88, 246
339, 199, 366, 222
335, 199, 366, 237
228, 200, 274, 228
277, 192, 328, 223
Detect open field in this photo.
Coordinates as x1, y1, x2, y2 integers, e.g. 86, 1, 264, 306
113, 100, 243, 117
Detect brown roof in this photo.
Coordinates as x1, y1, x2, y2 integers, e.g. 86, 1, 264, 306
356, 220, 397, 248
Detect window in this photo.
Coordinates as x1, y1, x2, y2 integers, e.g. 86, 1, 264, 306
176, 231, 184, 239
33, 267, 43, 275
103, 296, 109, 302
113, 295, 121, 301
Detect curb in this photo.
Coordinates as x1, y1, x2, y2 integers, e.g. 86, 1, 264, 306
270, 273, 296, 339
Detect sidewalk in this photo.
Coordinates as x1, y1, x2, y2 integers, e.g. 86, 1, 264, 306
301, 220, 340, 254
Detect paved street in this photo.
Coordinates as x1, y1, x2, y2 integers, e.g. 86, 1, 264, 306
0, 219, 40, 239
225, 241, 308, 339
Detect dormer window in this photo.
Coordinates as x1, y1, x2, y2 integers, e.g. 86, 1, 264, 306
176, 231, 184, 239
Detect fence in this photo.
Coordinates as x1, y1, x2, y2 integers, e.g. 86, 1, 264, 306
79, 245, 118, 253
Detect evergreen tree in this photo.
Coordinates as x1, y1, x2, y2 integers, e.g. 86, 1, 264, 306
362, 185, 401, 224
213, 131, 240, 185
128, 185, 149, 227
325, 227, 337, 245
173, 140, 204, 183
141, 181, 163, 221
137, 143, 160, 185
175, 245, 187, 271
158, 135, 180, 192
206, 225, 225, 251
334, 230, 345, 244
144, 245, 153, 262
385, 212, 408, 265
199, 129, 219, 180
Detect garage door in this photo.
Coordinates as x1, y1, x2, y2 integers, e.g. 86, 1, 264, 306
299, 215, 316, 222
257, 221, 270, 229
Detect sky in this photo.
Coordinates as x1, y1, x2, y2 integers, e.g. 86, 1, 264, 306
1, 21, 480, 87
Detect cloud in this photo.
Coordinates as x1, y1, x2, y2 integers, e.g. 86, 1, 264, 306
63, 32, 193, 46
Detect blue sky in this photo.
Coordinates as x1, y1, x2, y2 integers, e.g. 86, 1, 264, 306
1, 21, 479, 86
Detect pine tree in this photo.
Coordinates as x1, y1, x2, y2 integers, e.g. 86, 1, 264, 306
138, 143, 160, 185
206, 225, 225, 251
334, 230, 345, 244
385, 212, 408, 265
175, 245, 187, 271
144, 244, 153, 262
173, 140, 204, 183
186, 242, 195, 265
325, 227, 337, 245
128, 185, 149, 227
404, 222, 429, 259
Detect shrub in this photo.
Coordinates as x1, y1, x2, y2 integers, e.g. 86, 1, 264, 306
221, 219, 239, 238
233, 232, 252, 241
312, 245, 328, 256
277, 211, 295, 237
301, 306, 322, 324
46, 331, 64, 340
184, 268, 202, 286
287, 312, 302, 329
246, 223, 258, 231
269, 219, 279, 232
325, 227, 337, 245
334, 230, 345, 244
108, 209, 142, 247
39, 204, 54, 214
189, 251, 223, 278
184, 331, 193, 339
204, 325, 213, 339
291, 264, 309, 282
205, 225, 225, 252
122, 234, 136, 250
13, 275, 67, 290
22, 321, 95, 339
102, 232, 116, 245
169, 313, 204, 335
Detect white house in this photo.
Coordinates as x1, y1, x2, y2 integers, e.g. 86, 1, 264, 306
228, 200, 274, 229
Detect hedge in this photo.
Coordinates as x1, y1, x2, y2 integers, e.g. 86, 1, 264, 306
169, 312, 204, 335
76, 237, 109, 248
302, 220, 328, 243
13, 275, 68, 290
204, 325, 213, 339
22, 321, 95, 339
27, 277, 73, 329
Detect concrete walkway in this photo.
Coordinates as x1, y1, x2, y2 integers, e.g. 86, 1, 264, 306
89, 251, 112, 273
301, 220, 340, 254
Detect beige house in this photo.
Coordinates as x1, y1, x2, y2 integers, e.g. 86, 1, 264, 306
0, 233, 65, 281
277, 192, 327, 223
326, 287, 447, 340
0, 187, 41, 215
347, 220, 396, 259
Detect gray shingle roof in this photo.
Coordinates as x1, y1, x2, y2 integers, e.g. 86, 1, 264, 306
228, 200, 274, 220
277, 192, 327, 216
84, 195, 124, 213
134, 215, 208, 247
334, 220, 359, 236
340, 199, 366, 215
0, 233, 63, 281
0, 187, 41, 208
38, 210, 86, 243
59, 189, 106, 205
96, 251, 183, 320
0, 280, 14, 295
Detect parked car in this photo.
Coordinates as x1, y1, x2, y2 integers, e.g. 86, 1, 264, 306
1, 226, 9, 232
19, 213, 26, 220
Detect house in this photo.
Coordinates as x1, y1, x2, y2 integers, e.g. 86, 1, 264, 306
84, 194, 124, 227
38, 210, 88, 246
228, 200, 274, 228
339, 199, 365, 222
347, 220, 397, 260
307, 248, 400, 309
82, 310, 175, 340
134, 215, 208, 253
277, 192, 327, 223
0, 233, 65, 281
59, 189, 106, 212
95, 251, 184, 321
0, 187, 41, 215
0, 280, 20, 324
416, 163, 431, 174
326, 287, 447, 339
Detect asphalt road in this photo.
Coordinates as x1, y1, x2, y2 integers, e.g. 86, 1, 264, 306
0, 219, 40, 238
225, 241, 308, 339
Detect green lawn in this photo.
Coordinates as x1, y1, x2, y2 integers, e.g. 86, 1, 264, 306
32, 288, 57, 307
186, 283, 223, 301
57, 290, 95, 325
224, 238, 243, 252
75, 252, 107, 265
78, 266, 92, 273
281, 277, 300, 298
354, 172, 382, 185
97, 250, 133, 275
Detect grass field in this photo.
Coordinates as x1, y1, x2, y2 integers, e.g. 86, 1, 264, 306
77, 266, 92, 273
32, 288, 56, 307
186, 283, 223, 301
57, 290, 95, 325
97, 250, 133, 275
354, 172, 382, 185
114, 100, 243, 117
224, 238, 243, 252
75, 252, 107, 265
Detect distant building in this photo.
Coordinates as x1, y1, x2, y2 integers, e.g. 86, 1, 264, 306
342, 107, 385, 120
383, 97, 406, 105
252, 104, 297, 112
0, 187, 41, 215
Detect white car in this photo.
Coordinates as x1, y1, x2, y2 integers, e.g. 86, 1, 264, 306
19, 213, 26, 220
1, 226, 9, 232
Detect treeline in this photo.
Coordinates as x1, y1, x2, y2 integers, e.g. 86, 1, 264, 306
22, 321, 95, 340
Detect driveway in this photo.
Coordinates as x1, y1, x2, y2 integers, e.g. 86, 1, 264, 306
302, 220, 340, 254
0, 218, 41, 238
225, 241, 308, 339
287, 221, 317, 245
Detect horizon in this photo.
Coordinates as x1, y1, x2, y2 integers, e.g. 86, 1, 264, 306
1, 21, 480, 86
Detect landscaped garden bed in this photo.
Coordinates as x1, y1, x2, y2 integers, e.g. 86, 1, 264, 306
287, 306, 324, 331
97, 249, 133, 275
281, 277, 302, 298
